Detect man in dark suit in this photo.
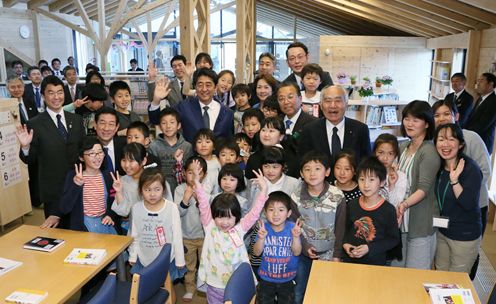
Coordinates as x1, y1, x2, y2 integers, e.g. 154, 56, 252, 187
465, 72, 496, 154
63, 66, 84, 105
23, 66, 44, 113
94, 107, 126, 175
16, 76, 85, 228
299, 85, 371, 174
12, 60, 29, 80
147, 55, 188, 108
8, 76, 40, 207
444, 73, 473, 128
277, 81, 317, 137
149, 68, 234, 144
128, 59, 144, 72
283, 42, 333, 91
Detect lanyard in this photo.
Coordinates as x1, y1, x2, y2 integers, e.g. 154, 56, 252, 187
436, 171, 450, 212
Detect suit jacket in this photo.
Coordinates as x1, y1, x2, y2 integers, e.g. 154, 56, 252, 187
23, 83, 43, 112
128, 67, 144, 72
444, 90, 474, 128
299, 117, 371, 173
18, 97, 39, 125
100, 136, 127, 176
283, 71, 334, 91
465, 91, 496, 153
64, 83, 84, 105
292, 111, 317, 136
19, 111, 85, 216
147, 78, 184, 108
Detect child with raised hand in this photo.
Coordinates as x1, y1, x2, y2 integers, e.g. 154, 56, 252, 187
333, 150, 361, 203
192, 160, 268, 304
173, 156, 208, 302
128, 167, 185, 281
59, 136, 118, 234
216, 163, 249, 216
254, 191, 303, 304
341, 156, 400, 266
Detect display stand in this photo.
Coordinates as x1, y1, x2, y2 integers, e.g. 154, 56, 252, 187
0, 99, 31, 229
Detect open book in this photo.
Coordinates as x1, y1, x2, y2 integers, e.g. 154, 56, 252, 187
424, 283, 475, 304
5, 289, 48, 304
64, 248, 107, 265
0, 257, 22, 277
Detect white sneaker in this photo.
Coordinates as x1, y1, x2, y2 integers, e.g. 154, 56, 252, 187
182, 292, 193, 302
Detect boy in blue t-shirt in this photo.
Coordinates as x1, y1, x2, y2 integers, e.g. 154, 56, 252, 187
253, 191, 302, 304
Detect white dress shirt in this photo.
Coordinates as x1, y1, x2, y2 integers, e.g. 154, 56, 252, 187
284, 108, 302, 134
46, 107, 67, 129
200, 99, 220, 130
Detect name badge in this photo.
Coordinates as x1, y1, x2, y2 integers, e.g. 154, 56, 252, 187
228, 228, 243, 247
433, 216, 449, 228
156, 226, 166, 246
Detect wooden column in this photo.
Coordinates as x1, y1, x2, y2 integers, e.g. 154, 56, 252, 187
179, 0, 210, 62
236, 0, 256, 83
465, 30, 482, 92
31, 10, 41, 62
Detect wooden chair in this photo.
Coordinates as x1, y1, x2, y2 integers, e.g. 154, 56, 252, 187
224, 262, 256, 304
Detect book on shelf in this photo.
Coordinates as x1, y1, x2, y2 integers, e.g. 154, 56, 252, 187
64, 248, 107, 265
23, 237, 65, 253
5, 289, 48, 304
0, 257, 22, 276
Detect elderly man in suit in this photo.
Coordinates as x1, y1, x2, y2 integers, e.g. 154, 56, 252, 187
149, 68, 234, 143
63, 66, 84, 105
465, 72, 496, 154
299, 85, 371, 173
277, 81, 317, 137
283, 42, 333, 91
147, 55, 188, 108
444, 73, 473, 127
16, 75, 85, 228
8, 76, 41, 208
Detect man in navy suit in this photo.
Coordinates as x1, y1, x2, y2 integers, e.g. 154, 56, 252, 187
283, 42, 333, 90
16, 75, 85, 228
444, 73, 473, 128
299, 85, 371, 172
149, 68, 234, 143
465, 72, 496, 154
23, 66, 44, 113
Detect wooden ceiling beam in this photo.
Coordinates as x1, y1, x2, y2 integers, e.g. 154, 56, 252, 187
261, 0, 380, 36
458, 0, 496, 14
357, 0, 460, 35
324, 0, 447, 37
314, 0, 435, 37
261, 0, 399, 36
394, 0, 491, 30
423, 0, 496, 25
376, 0, 472, 32
3, 0, 21, 8
48, 0, 73, 12
27, 0, 50, 9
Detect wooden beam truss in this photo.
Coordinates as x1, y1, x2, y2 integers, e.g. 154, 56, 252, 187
236, 0, 255, 83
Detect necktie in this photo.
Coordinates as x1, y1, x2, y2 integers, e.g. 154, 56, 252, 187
56, 114, 68, 141
473, 97, 482, 110
299, 80, 305, 91
180, 81, 186, 99
331, 127, 341, 157
103, 147, 115, 173
285, 120, 293, 130
70, 86, 76, 101
203, 106, 210, 129
35, 87, 41, 108
19, 102, 28, 123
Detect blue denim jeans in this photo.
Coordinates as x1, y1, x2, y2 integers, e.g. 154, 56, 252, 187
83, 215, 117, 235
294, 255, 313, 304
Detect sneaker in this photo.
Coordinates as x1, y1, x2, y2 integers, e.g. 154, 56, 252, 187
182, 292, 193, 302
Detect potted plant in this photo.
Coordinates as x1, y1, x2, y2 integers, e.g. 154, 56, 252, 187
350, 75, 357, 85
336, 72, 348, 84
375, 77, 382, 88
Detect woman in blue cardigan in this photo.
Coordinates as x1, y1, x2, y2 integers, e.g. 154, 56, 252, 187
434, 123, 482, 273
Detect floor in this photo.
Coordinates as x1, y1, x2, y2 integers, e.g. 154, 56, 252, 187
3, 206, 496, 304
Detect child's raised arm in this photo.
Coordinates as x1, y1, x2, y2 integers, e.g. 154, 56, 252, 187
192, 159, 212, 226
240, 169, 268, 231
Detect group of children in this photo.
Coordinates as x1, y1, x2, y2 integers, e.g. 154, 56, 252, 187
60, 84, 411, 303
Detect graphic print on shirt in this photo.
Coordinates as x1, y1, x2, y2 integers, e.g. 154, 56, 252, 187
354, 216, 376, 242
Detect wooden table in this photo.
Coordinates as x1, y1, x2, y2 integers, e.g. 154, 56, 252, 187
0, 225, 132, 303
304, 261, 481, 304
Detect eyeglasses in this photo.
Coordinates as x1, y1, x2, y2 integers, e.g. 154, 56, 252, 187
287, 54, 306, 63
84, 151, 104, 158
